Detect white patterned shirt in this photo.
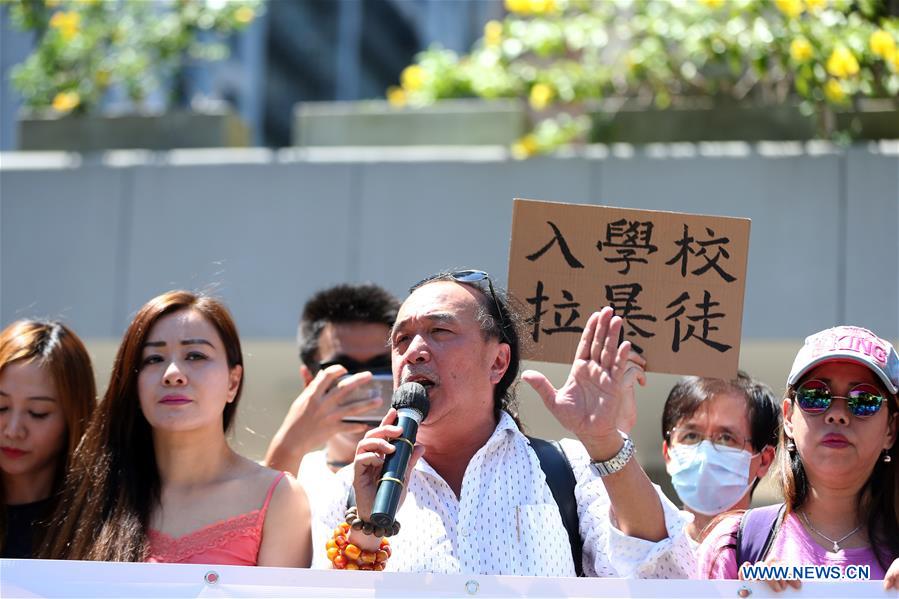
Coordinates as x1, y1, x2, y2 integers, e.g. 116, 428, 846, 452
298, 450, 336, 484
311, 412, 695, 577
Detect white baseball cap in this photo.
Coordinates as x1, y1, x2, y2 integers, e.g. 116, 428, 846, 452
787, 325, 899, 395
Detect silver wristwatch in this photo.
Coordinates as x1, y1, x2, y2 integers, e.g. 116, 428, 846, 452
588, 432, 635, 477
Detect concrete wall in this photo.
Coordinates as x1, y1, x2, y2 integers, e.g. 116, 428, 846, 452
1, 143, 897, 493
3, 143, 897, 338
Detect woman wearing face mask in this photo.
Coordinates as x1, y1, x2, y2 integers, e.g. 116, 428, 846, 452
697, 326, 899, 591
661, 371, 780, 545
1, 320, 96, 558
42, 291, 312, 566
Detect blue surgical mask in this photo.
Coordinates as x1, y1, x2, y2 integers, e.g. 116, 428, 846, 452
666, 440, 757, 516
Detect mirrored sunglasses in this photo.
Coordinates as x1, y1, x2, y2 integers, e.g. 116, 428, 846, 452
794, 379, 887, 418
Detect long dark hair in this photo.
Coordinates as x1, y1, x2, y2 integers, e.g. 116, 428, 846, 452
0, 320, 96, 554
41, 291, 244, 561
779, 384, 899, 572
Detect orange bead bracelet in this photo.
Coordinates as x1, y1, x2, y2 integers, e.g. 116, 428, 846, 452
327, 521, 391, 571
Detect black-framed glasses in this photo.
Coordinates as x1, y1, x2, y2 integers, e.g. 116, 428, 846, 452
414, 269, 510, 344
668, 427, 752, 453
793, 379, 887, 418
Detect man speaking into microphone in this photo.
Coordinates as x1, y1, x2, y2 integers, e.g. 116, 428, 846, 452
312, 270, 694, 577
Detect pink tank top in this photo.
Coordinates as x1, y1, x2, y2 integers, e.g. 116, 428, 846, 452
146, 471, 286, 566
697, 512, 888, 580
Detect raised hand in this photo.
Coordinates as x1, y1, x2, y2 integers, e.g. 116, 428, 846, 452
616, 348, 647, 434
264, 365, 382, 474
522, 307, 636, 450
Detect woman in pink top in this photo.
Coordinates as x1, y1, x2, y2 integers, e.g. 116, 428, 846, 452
697, 325, 899, 591
43, 291, 311, 567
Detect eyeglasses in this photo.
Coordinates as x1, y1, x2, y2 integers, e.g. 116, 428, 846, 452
414, 269, 509, 344
793, 379, 887, 418
317, 354, 391, 375
668, 427, 752, 452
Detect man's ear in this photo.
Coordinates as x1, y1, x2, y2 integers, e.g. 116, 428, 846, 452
301, 364, 314, 386
756, 445, 777, 478
661, 440, 671, 465
489, 342, 512, 385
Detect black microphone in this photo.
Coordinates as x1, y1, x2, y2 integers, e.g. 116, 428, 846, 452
370, 382, 430, 529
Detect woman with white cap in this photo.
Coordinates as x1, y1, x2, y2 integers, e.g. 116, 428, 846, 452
697, 325, 899, 591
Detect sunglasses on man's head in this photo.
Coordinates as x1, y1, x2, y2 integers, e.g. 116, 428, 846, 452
318, 354, 391, 375
793, 379, 888, 418
414, 269, 510, 344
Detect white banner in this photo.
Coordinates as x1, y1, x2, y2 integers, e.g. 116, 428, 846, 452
0, 559, 892, 598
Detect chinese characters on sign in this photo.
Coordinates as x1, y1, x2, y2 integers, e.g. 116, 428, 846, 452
508, 199, 750, 378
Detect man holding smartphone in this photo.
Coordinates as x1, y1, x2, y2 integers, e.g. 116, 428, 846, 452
265, 283, 399, 482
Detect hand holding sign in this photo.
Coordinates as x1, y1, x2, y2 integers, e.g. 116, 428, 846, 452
522, 307, 637, 450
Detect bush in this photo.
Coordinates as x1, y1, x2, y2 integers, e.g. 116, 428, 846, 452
5, 0, 261, 116
387, 0, 899, 156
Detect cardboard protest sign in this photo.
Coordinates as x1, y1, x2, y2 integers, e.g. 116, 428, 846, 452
508, 199, 750, 379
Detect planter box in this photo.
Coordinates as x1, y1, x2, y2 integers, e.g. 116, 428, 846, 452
18, 109, 250, 152
293, 99, 527, 146
590, 100, 899, 144
292, 98, 898, 147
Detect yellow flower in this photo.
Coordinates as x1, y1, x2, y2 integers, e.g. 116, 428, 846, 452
505, 0, 531, 14
484, 20, 503, 48
826, 46, 860, 78
870, 30, 896, 59
699, 0, 725, 8
52, 91, 80, 113
775, 0, 804, 19
529, 83, 554, 110
527, 0, 557, 14
790, 37, 813, 62
49, 11, 81, 41
401, 65, 426, 91
889, 48, 899, 72
386, 86, 406, 107
511, 134, 539, 159
805, 0, 827, 12
235, 6, 255, 25
824, 79, 847, 103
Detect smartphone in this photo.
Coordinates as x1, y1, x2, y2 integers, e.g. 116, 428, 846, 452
339, 373, 393, 426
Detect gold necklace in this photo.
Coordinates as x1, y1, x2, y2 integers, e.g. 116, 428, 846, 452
799, 510, 863, 552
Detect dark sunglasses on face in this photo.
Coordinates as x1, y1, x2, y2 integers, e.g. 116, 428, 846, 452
317, 354, 392, 375
793, 379, 888, 418
414, 269, 510, 344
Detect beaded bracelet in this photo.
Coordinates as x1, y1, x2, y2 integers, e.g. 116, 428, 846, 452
326, 521, 391, 571
344, 506, 401, 537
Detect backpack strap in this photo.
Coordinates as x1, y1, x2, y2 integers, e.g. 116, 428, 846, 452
735, 503, 786, 566
527, 436, 584, 577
